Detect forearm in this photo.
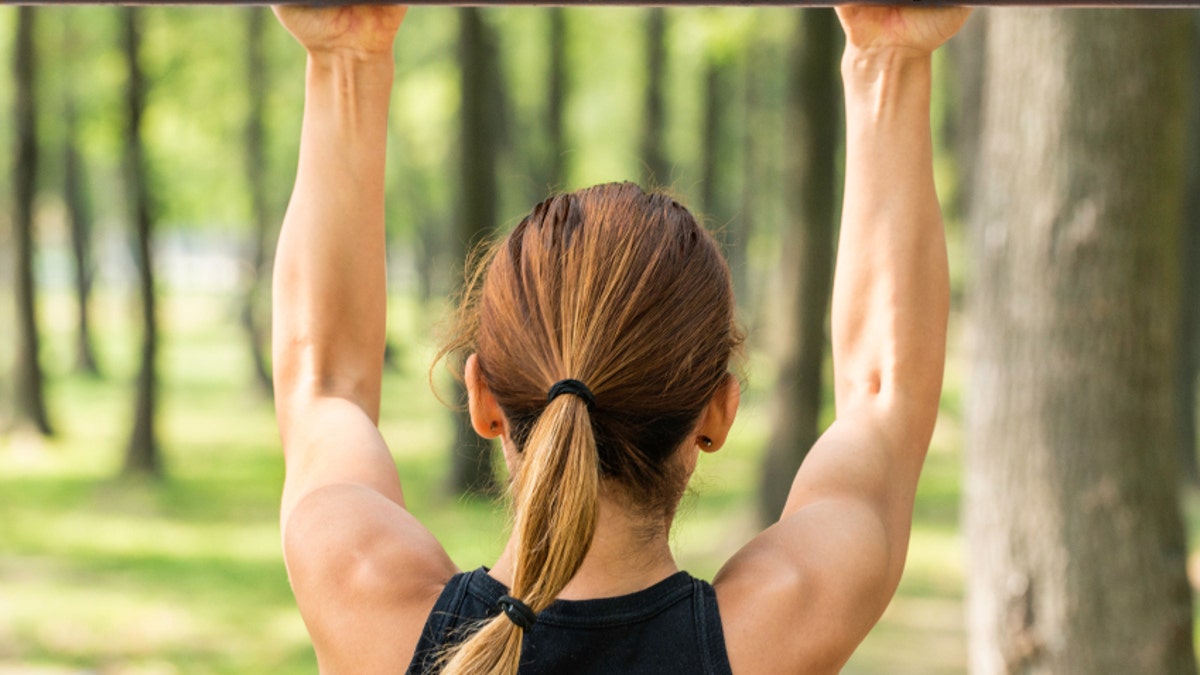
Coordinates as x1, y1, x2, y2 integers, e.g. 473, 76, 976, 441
831, 47, 949, 443
273, 52, 394, 432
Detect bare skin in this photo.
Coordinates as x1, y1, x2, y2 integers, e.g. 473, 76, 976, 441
271, 4, 968, 674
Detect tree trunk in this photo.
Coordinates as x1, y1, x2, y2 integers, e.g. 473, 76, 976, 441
62, 7, 100, 377
966, 10, 1194, 674
945, 10, 988, 224
700, 48, 742, 302
448, 7, 498, 496
757, 9, 839, 524
121, 7, 161, 477
546, 7, 568, 191
736, 19, 776, 328
1176, 13, 1200, 484
12, 7, 53, 437
64, 97, 100, 377
640, 8, 669, 188
242, 6, 273, 395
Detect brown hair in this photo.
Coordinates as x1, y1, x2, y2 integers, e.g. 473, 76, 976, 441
437, 182, 742, 674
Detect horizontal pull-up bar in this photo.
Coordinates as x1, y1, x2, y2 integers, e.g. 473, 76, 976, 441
7, 0, 1200, 6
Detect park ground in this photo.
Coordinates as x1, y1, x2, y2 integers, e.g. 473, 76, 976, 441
3, 286, 1182, 674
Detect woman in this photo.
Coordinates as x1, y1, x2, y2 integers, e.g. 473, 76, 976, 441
271, 4, 969, 674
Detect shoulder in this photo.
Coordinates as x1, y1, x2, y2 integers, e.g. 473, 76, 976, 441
713, 498, 894, 675
284, 483, 458, 674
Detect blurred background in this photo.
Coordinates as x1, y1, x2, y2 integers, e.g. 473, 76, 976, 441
0, 5, 1198, 674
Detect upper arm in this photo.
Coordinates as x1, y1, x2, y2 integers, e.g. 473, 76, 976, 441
716, 409, 926, 674
285, 483, 457, 673
277, 392, 405, 529
276, 394, 458, 671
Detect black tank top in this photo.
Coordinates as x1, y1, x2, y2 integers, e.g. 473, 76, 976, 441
405, 567, 734, 674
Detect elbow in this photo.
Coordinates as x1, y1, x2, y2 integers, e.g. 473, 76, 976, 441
273, 336, 380, 425
835, 367, 944, 446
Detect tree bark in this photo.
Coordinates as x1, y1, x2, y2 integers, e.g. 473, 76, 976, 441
966, 10, 1194, 674
1176, 13, 1200, 484
242, 6, 273, 395
640, 8, 669, 188
121, 7, 162, 477
757, 9, 839, 524
12, 7, 53, 437
448, 7, 498, 496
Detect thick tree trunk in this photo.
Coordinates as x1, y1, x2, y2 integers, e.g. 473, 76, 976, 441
757, 9, 839, 524
242, 7, 273, 395
12, 7, 53, 437
546, 7, 568, 191
966, 10, 1194, 674
640, 8, 668, 188
121, 7, 161, 477
1176, 13, 1200, 484
448, 7, 498, 496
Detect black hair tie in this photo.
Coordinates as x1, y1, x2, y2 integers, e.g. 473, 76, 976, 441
547, 379, 595, 410
497, 595, 537, 630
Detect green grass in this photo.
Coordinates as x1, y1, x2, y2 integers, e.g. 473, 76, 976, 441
0, 289, 967, 674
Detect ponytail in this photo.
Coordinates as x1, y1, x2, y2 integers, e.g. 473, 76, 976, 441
439, 391, 600, 675
435, 183, 742, 673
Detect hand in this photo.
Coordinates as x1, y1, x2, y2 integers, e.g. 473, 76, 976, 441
273, 4, 407, 58
836, 5, 971, 57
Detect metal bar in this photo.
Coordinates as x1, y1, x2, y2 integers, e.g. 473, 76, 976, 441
4, 0, 1199, 6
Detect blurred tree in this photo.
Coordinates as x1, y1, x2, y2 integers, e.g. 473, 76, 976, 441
242, 6, 273, 395
965, 10, 1194, 673
62, 11, 101, 377
945, 10, 987, 224
122, 7, 161, 477
12, 7, 53, 437
546, 7, 568, 190
640, 8, 669, 188
448, 7, 500, 496
736, 12, 780, 328
757, 9, 839, 524
699, 29, 741, 297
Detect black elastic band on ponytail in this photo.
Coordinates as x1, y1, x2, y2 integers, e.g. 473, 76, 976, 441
547, 379, 595, 410
497, 595, 537, 630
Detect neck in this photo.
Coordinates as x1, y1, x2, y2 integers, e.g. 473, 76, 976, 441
489, 489, 678, 600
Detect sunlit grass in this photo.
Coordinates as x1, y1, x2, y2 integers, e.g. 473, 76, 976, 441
1, 289, 968, 673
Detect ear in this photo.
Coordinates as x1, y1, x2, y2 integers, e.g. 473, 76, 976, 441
694, 374, 740, 453
465, 354, 506, 440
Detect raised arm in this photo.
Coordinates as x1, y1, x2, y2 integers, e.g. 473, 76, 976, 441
271, 7, 456, 671
272, 5, 407, 522
717, 7, 969, 674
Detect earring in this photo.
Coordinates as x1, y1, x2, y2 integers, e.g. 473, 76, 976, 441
699, 436, 713, 449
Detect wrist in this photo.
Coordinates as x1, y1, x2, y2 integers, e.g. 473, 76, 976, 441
307, 47, 396, 75
841, 45, 932, 100
842, 44, 932, 79
306, 50, 396, 106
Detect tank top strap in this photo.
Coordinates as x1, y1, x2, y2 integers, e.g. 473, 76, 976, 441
406, 569, 475, 675
692, 577, 734, 675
